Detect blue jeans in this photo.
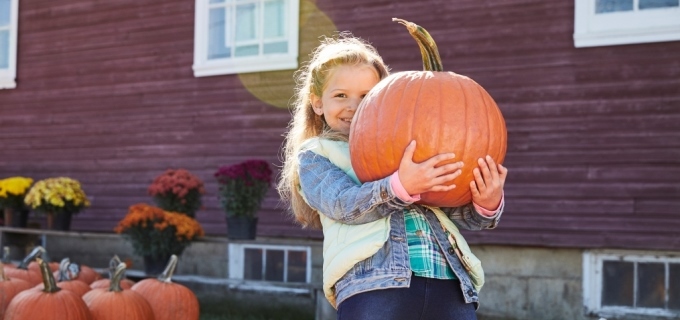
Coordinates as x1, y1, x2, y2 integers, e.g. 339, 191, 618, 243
337, 276, 477, 320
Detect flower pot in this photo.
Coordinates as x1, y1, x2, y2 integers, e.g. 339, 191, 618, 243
226, 216, 258, 240
3, 208, 29, 228
47, 212, 73, 231
143, 254, 172, 276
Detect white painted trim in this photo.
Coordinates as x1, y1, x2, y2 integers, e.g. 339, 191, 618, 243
192, 0, 299, 77
574, 0, 680, 47
0, 0, 18, 89
582, 249, 680, 318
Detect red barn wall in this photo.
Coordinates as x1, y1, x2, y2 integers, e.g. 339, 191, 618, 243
1, 0, 678, 250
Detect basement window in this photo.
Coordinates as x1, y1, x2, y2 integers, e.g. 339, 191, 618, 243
228, 243, 311, 293
583, 250, 680, 318
574, 0, 680, 47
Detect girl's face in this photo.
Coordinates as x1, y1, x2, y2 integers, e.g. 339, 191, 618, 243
311, 64, 380, 135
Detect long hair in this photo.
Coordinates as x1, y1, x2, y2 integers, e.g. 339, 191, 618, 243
278, 33, 390, 229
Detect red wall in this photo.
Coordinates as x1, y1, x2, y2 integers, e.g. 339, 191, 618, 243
1, 0, 679, 250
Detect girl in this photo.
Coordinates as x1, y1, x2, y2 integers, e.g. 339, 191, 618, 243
278, 33, 507, 320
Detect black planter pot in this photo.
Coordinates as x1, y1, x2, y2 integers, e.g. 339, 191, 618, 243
226, 216, 258, 240
48, 212, 73, 231
3, 208, 29, 228
143, 254, 171, 276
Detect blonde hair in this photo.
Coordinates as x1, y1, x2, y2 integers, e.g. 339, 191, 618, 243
278, 33, 390, 229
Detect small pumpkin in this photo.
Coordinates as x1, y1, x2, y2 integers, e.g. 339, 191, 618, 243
83, 262, 155, 320
4, 258, 93, 320
90, 255, 135, 290
349, 18, 507, 207
4, 247, 43, 286
38, 258, 91, 297
131, 255, 199, 320
0, 263, 32, 319
2, 246, 16, 268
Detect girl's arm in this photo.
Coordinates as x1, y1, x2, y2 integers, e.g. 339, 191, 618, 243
299, 150, 411, 225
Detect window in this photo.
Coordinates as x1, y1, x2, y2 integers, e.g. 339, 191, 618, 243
574, 0, 680, 47
583, 250, 680, 318
193, 0, 299, 77
0, 0, 18, 89
228, 243, 311, 293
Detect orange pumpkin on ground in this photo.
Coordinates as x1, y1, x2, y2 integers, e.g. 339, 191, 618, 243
90, 255, 135, 290
83, 262, 155, 320
0, 263, 32, 319
349, 18, 507, 207
4, 247, 43, 286
131, 255, 199, 320
4, 258, 93, 320
37, 258, 90, 297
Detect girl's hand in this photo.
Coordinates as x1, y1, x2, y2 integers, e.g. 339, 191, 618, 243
398, 141, 463, 195
471, 155, 508, 210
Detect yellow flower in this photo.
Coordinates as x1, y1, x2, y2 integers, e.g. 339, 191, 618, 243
24, 177, 90, 215
0, 177, 33, 198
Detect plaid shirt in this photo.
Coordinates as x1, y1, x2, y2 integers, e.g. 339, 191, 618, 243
404, 208, 456, 279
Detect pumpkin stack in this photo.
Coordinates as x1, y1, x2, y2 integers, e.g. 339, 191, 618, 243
349, 18, 507, 207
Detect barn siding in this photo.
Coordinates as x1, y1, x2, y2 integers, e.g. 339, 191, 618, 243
1, 0, 678, 250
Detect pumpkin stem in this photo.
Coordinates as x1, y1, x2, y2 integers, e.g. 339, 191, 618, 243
109, 262, 127, 292
2, 246, 10, 264
37, 257, 61, 293
108, 255, 122, 278
0, 262, 8, 281
57, 258, 70, 282
158, 254, 178, 283
18, 246, 44, 270
392, 18, 443, 72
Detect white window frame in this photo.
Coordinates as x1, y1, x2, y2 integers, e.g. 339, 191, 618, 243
0, 0, 19, 89
574, 0, 680, 47
193, 0, 299, 77
228, 243, 312, 294
583, 250, 680, 318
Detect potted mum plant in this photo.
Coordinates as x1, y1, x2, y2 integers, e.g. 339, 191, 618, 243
214, 160, 272, 240
0, 177, 33, 228
148, 169, 205, 218
23, 177, 90, 231
114, 203, 204, 275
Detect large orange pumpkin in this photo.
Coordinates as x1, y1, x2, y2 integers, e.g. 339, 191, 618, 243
349, 18, 507, 207
82, 262, 154, 320
4, 258, 93, 320
131, 255, 199, 320
0, 263, 32, 319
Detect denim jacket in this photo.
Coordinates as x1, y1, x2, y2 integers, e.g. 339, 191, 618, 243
298, 144, 503, 309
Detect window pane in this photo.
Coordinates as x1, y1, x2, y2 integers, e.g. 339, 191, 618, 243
235, 44, 258, 57
263, 41, 287, 54
602, 261, 634, 307
287, 250, 307, 283
637, 263, 665, 308
209, 0, 225, 3
243, 248, 263, 280
265, 250, 284, 281
639, 0, 679, 9
0, 30, 8, 69
208, 7, 231, 59
263, 0, 284, 39
596, 0, 634, 13
235, 3, 256, 42
670, 263, 680, 310
0, 0, 10, 26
